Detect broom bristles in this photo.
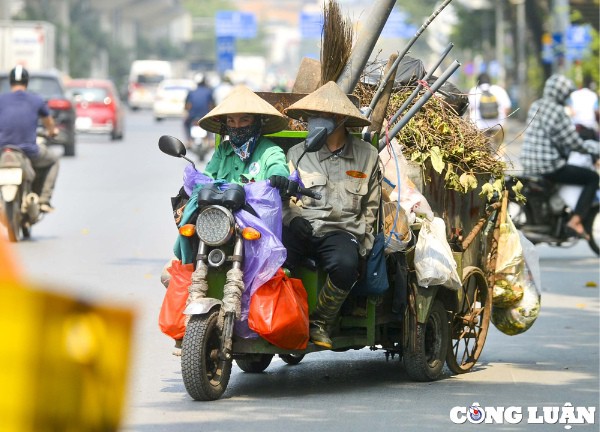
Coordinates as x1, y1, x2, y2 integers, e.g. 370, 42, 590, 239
320, 0, 353, 85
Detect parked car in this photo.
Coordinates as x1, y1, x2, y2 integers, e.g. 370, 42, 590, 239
65, 78, 125, 140
152, 78, 196, 121
127, 60, 173, 110
0, 70, 77, 156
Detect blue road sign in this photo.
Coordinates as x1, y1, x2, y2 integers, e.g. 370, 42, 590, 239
566, 24, 592, 49
381, 10, 416, 39
216, 36, 235, 74
300, 11, 323, 39
215, 11, 257, 39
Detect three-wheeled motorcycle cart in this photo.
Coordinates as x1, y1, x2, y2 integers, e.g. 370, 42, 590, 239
177, 92, 505, 401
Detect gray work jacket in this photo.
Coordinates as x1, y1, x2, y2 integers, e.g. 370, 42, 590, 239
283, 133, 381, 256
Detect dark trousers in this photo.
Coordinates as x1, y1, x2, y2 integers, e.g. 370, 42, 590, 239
543, 164, 599, 220
282, 228, 360, 291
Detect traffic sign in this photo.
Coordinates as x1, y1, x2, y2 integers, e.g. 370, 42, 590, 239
216, 36, 235, 74
300, 11, 323, 39
215, 11, 257, 39
566, 24, 592, 49
381, 10, 416, 39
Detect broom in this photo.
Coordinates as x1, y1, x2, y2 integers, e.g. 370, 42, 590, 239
320, 0, 353, 85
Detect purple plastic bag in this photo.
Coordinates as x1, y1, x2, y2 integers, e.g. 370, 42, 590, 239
183, 165, 214, 196
183, 167, 286, 338
235, 180, 286, 338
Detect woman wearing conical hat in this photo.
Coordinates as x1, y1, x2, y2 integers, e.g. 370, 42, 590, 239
278, 81, 382, 349
164, 86, 291, 356
198, 85, 290, 184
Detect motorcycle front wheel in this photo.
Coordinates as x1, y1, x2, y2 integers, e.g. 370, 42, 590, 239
181, 311, 232, 401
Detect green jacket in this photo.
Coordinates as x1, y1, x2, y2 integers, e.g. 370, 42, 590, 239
204, 136, 289, 184
174, 136, 289, 263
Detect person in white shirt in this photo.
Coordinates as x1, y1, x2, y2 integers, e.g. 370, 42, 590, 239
468, 72, 512, 152
568, 76, 599, 140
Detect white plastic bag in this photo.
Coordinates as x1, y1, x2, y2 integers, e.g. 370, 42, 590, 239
414, 217, 461, 290
379, 138, 434, 220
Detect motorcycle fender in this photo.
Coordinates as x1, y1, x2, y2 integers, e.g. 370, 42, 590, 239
1, 184, 19, 202
184, 298, 223, 316
0, 167, 23, 186
415, 285, 439, 324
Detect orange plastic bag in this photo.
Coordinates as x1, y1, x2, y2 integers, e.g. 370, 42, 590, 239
248, 268, 309, 350
158, 260, 194, 340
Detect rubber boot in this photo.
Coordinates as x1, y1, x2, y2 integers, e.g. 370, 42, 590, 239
309, 277, 349, 349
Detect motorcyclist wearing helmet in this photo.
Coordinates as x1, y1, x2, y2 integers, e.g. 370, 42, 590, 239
183, 72, 215, 148
0, 65, 60, 212
520, 74, 600, 240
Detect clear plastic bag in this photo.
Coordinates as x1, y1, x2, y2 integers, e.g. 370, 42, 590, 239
492, 232, 542, 336
414, 217, 461, 290
493, 215, 525, 307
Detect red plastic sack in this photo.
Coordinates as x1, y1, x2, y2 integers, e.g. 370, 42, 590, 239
248, 268, 309, 350
159, 260, 194, 340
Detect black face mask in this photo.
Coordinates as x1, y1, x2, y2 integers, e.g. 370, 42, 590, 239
226, 120, 261, 147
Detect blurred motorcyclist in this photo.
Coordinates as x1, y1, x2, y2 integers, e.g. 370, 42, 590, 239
520, 74, 600, 240
0, 65, 60, 212
183, 72, 215, 148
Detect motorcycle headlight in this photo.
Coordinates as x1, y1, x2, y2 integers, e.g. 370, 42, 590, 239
195, 205, 235, 246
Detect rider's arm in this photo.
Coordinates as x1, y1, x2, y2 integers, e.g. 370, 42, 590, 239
263, 145, 290, 179
41, 115, 58, 137
281, 158, 302, 226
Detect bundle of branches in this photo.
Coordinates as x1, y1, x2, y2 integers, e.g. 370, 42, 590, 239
320, 0, 353, 84
355, 82, 507, 194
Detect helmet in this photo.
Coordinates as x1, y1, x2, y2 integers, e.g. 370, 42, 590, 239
9, 65, 29, 86
193, 72, 205, 85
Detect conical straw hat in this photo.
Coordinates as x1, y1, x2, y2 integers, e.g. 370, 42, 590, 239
284, 81, 371, 127
198, 85, 288, 134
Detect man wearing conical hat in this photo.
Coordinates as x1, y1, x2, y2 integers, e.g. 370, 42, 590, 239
198, 85, 290, 184
279, 81, 382, 349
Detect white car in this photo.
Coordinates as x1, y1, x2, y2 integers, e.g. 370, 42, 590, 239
152, 79, 196, 121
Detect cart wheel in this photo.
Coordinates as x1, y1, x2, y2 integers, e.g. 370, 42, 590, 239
446, 266, 491, 374
235, 354, 273, 373
403, 299, 449, 381
279, 354, 305, 365
181, 311, 232, 401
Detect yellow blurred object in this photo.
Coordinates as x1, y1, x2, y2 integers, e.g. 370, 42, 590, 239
0, 283, 134, 432
585, 281, 598, 287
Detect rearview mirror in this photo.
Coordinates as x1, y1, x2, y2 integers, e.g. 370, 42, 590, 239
158, 135, 186, 158
303, 127, 327, 153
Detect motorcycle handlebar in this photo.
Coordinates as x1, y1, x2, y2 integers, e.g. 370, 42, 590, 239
268, 178, 322, 200
296, 185, 322, 200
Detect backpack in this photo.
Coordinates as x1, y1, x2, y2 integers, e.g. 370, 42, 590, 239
479, 88, 499, 119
